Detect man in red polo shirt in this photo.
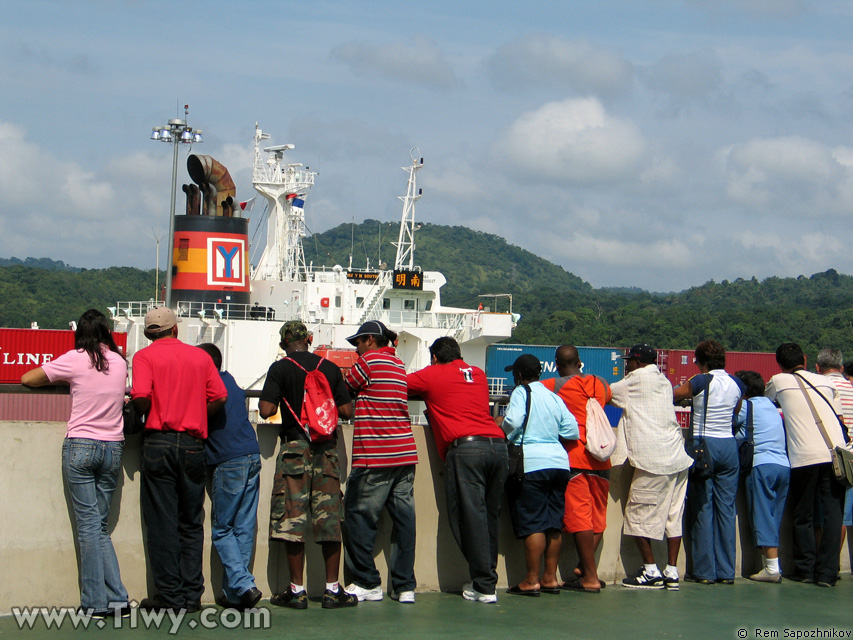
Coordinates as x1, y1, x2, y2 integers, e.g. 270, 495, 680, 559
131, 307, 227, 612
407, 337, 508, 604
541, 344, 612, 593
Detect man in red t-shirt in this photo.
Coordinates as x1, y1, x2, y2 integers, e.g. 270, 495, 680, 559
131, 307, 227, 612
541, 345, 612, 593
407, 337, 508, 604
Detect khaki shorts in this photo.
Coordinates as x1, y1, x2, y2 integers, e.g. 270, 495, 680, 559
270, 438, 343, 543
623, 468, 688, 540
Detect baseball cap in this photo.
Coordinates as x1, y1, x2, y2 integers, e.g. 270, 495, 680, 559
621, 344, 657, 364
144, 307, 179, 332
280, 320, 309, 342
346, 320, 388, 346
504, 353, 542, 378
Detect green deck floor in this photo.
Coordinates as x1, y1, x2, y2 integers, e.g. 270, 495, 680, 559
3, 578, 852, 639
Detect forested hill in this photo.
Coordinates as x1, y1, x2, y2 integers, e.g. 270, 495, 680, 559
3, 220, 853, 364
302, 220, 591, 303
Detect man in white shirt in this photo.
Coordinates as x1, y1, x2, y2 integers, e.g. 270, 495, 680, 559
609, 344, 694, 590
814, 348, 853, 567
765, 343, 846, 586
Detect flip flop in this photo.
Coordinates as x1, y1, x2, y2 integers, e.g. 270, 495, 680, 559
507, 584, 541, 597
559, 579, 601, 594
540, 586, 561, 595
574, 568, 606, 589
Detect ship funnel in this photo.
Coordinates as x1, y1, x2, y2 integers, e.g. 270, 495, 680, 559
187, 154, 236, 217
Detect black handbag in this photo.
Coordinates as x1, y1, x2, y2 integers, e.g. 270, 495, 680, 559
123, 398, 145, 435
737, 400, 754, 476
686, 376, 712, 480
507, 384, 531, 482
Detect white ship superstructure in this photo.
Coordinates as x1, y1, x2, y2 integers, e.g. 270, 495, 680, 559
114, 125, 515, 391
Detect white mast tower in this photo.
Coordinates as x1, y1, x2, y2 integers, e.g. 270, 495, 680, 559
392, 149, 423, 270
252, 124, 316, 282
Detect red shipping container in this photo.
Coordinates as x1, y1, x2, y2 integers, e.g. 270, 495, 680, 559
0, 328, 128, 384
660, 348, 779, 388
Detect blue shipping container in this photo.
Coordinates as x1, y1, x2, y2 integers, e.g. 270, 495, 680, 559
486, 344, 625, 425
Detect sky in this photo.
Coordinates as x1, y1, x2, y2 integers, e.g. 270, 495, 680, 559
2, 0, 853, 293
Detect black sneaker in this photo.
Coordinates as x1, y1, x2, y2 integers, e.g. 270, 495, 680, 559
106, 604, 132, 618
76, 607, 109, 619
239, 587, 263, 609
322, 588, 358, 609
622, 568, 664, 589
139, 595, 184, 612
684, 574, 715, 585
270, 587, 308, 610
663, 575, 679, 591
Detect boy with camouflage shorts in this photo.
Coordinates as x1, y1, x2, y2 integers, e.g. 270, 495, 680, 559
259, 321, 356, 609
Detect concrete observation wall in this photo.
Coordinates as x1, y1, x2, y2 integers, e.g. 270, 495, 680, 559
0, 420, 846, 613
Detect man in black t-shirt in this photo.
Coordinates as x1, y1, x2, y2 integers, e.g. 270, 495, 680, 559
259, 321, 356, 610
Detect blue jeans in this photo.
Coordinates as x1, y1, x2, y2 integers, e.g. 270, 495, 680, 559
686, 436, 739, 581
140, 431, 206, 607
62, 438, 128, 612
343, 465, 417, 592
211, 453, 261, 602
445, 439, 508, 595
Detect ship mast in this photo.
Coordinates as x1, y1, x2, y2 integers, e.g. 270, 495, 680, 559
251, 124, 316, 282
392, 149, 423, 270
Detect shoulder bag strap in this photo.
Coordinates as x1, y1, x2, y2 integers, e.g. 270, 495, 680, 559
794, 372, 845, 431
746, 399, 754, 443
519, 384, 532, 445
793, 373, 835, 451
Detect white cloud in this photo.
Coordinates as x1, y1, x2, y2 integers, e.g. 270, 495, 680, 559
330, 35, 460, 88
485, 35, 633, 98
0, 120, 168, 266
723, 136, 853, 214
498, 98, 646, 184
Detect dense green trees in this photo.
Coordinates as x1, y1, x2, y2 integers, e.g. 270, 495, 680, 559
3, 222, 852, 368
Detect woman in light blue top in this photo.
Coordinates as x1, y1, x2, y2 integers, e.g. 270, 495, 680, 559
501, 355, 578, 596
734, 370, 790, 583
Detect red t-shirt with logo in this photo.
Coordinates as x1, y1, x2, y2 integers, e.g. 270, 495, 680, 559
407, 359, 505, 460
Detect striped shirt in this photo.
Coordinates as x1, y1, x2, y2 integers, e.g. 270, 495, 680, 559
825, 372, 853, 440
346, 346, 418, 468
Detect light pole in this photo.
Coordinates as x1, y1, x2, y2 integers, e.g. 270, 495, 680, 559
150, 104, 202, 308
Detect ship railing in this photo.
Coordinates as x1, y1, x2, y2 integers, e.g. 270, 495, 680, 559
114, 301, 286, 322
487, 377, 507, 396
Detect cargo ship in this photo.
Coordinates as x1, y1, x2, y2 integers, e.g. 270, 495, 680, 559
109, 125, 517, 392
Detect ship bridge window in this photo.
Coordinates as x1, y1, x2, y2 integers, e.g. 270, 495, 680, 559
404, 299, 415, 310
356, 297, 365, 308
335, 295, 342, 308
382, 298, 390, 310
424, 300, 432, 311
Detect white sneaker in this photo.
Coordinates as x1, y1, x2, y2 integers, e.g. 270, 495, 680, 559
462, 583, 497, 604
749, 568, 782, 583
392, 590, 415, 604
344, 583, 383, 601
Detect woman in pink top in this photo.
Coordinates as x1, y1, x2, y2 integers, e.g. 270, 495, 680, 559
22, 309, 130, 618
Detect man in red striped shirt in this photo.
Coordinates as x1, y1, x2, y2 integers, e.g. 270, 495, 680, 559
343, 321, 418, 604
